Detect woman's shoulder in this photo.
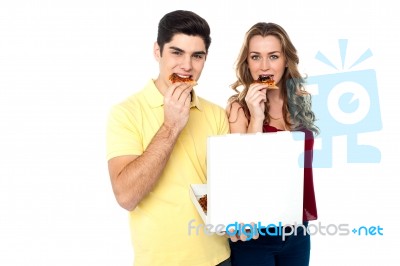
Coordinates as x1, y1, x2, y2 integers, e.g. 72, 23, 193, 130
226, 100, 249, 130
226, 101, 244, 120
226, 100, 242, 114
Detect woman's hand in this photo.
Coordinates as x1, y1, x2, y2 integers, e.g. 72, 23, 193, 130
244, 83, 267, 132
245, 83, 267, 121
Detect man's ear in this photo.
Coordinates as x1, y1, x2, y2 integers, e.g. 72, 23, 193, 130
153, 42, 161, 62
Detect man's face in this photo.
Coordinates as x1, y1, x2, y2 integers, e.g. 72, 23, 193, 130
154, 33, 207, 93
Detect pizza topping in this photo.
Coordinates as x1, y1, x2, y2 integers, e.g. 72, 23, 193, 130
255, 74, 278, 89
198, 194, 207, 214
169, 73, 197, 85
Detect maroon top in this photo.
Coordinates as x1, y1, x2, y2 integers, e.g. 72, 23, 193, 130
263, 124, 318, 221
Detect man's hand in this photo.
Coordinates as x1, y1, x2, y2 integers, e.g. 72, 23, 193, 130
163, 82, 193, 132
227, 222, 260, 242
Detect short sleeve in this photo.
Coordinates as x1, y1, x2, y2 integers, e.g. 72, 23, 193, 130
106, 104, 143, 160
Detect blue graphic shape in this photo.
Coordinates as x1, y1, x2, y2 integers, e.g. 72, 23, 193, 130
349, 49, 373, 69
339, 39, 348, 69
315, 51, 338, 70
307, 70, 382, 167
339, 93, 359, 113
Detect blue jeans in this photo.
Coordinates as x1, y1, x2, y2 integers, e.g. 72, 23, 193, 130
229, 223, 310, 266
216, 257, 231, 266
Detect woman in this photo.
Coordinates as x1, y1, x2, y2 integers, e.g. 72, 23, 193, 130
226, 22, 319, 266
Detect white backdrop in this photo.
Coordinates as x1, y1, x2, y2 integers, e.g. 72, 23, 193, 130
1, 0, 399, 265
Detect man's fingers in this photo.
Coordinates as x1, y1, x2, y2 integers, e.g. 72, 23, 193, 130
251, 222, 259, 240
228, 228, 239, 242
164, 82, 180, 98
239, 232, 248, 242
228, 222, 260, 242
184, 92, 192, 107
230, 235, 239, 242
170, 83, 193, 102
176, 84, 192, 100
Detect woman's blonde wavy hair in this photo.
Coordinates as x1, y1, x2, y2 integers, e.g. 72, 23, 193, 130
228, 22, 319, 134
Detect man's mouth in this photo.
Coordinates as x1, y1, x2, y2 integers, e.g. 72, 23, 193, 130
176, 74, 192, 79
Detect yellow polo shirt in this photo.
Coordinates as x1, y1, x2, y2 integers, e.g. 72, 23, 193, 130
106, 80, 230, 266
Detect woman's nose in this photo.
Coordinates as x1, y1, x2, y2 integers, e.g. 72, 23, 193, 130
261, 58, 270, 70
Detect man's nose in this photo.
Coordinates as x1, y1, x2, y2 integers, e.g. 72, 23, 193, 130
180, 55, 193, 71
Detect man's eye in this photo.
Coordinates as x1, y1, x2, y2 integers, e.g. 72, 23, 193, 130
172, 51, 182, 55
193, 54, 205, 60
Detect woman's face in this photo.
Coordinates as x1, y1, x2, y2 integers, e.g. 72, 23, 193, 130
247, 35, 287, 87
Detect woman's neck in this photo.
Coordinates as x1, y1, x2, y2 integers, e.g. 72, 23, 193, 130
267, 89, 281, 101
267, 89, 286, 130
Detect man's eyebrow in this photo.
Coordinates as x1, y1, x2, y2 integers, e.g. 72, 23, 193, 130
169, 46, 206, 55
169, 46, 184, 53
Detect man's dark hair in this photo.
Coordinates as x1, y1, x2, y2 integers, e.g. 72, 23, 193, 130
157, 10, 211, 55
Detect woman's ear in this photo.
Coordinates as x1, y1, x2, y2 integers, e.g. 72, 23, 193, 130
153, 42, 161, 61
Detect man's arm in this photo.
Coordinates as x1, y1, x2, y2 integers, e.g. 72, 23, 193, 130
108, 124, 181, 211
108, 83, 193, 211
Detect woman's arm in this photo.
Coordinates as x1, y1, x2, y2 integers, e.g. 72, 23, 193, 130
227, 101, 264, 133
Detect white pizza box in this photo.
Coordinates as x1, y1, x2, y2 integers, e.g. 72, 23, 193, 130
190, 131, 305, 232
189, 184, 208, 224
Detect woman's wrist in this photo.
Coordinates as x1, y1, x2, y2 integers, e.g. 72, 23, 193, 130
248, 117, 264, 133
250, 115, 264, 125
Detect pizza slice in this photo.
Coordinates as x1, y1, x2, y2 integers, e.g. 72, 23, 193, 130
169, 73, 197, 86
254, 74, 278, 89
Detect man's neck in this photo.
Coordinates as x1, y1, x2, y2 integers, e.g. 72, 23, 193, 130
154, 77, 167, 96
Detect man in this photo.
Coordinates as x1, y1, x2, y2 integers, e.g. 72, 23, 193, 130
106, 10, 231, 266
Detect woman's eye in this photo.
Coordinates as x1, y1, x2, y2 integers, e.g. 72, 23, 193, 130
251, 55, 260, 60
270, 55, 279, 60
